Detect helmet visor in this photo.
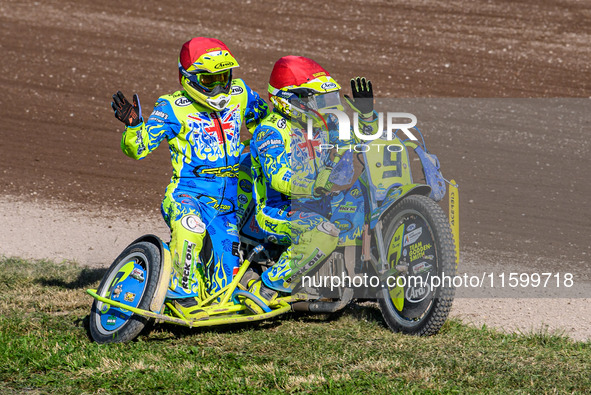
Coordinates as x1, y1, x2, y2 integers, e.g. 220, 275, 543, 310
184, 70, 231, 93
315, 91, 341, 110
286, 89, 341, 112
198, 71, 231, 89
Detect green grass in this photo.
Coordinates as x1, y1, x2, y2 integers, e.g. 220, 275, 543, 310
0, 257, 589, 394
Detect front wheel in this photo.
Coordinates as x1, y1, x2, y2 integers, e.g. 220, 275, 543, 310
378, 194, 456, 336
90, 241, 161, 344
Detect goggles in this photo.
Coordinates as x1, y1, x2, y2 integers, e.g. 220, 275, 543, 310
197, 71, 231, 89
314, 91, 341, 110
287, 89, 341, 111
180, 66, 232, 92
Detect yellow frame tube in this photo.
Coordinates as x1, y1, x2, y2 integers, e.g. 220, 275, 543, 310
448, 179, 460, 268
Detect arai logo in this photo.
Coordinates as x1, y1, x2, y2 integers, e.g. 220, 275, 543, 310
175, 97, 192, 107
321, 82, 337, 90
215, 61, 235, 69
405, 283, 431, 303
231, 86, 244, 95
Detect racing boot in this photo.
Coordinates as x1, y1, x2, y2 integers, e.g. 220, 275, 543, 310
243, 279, 278, 314
171, 297, 208, 321
239, 268, 260, 290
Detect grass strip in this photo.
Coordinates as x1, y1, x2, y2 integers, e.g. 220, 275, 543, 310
0, 257, 589, 394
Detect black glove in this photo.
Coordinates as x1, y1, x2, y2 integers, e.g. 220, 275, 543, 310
111, 91, 142, 127
344, 77, 374, 118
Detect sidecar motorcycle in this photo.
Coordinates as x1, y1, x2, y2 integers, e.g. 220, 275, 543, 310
87, 129, 460, 343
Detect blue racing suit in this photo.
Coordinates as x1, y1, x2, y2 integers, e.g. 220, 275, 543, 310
121, 79, 268, 296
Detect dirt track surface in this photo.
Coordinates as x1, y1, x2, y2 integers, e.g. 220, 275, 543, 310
1, 0, 590, 339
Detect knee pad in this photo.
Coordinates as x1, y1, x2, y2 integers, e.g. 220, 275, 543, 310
316, 221, 340, 238
180, 215, 206, 234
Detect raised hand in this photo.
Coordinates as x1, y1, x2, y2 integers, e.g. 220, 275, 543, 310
111, 91, 142, 127
343, 77, 374, 118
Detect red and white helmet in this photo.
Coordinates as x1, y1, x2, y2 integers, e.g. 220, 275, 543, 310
178, 37, 239, 111
268, 56, 342, 121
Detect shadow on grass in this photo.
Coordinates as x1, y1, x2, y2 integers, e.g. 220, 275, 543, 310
35, 267, 108, 290
287, 300, 385, 325
77, 291, 387, 344
144, 317, 284, 343
144, 300, 387, 343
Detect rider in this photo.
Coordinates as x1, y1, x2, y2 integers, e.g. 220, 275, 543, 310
111, 37, 268, 318
246, 56, 377, 312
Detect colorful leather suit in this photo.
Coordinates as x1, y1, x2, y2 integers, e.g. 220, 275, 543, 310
250, 111, 376, 292
121, 79, 268, 296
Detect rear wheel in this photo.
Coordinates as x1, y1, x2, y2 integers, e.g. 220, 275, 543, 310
90, 241, 161, 344
378, 194, 456, 336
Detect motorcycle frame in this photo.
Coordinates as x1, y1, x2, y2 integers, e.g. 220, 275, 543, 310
87, 245, 306, 328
